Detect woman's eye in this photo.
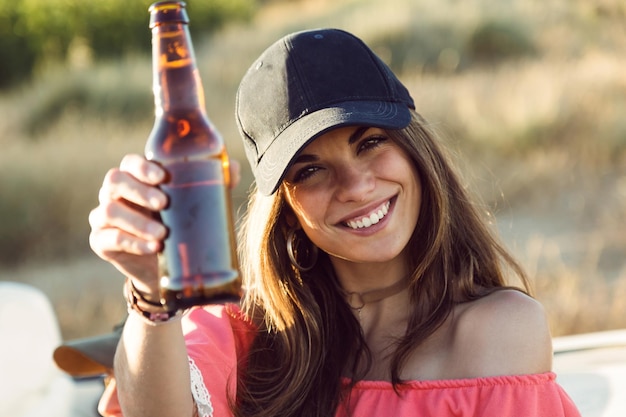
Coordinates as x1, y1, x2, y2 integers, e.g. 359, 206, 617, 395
357, 135, 387, 154
292, 165, 320, 183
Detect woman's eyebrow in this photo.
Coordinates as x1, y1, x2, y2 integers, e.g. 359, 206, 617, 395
348, 126, 371, 145
292, 153, 318, 164
292, 127, 372, 165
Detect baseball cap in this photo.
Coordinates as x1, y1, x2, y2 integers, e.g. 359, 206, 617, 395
236, 28, 415, 195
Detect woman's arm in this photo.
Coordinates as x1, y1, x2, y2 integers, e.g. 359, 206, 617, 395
89, 154, 233, 417
114, 312, 194, 417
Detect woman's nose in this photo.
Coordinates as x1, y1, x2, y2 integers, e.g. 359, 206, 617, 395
334, 163, 375, 202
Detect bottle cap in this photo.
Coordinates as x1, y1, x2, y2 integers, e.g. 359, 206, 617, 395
149, 1, 189, 28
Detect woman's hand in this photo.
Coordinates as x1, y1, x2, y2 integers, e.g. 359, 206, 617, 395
89, 154, 168, 296
89, 154, 242, 298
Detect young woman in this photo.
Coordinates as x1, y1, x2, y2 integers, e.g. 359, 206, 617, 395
89, 28, 580, 416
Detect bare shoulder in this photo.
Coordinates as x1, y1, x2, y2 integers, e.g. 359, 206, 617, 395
452, 289, 553, 377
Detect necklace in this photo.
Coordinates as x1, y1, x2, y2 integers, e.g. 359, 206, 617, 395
343, 277, 411, 319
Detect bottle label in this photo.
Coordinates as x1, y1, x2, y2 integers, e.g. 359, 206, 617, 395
158, 31, 192, 68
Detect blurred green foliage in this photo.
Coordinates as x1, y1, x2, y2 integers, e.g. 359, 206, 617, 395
467, 20, 537, 64
0, 0, 256, 89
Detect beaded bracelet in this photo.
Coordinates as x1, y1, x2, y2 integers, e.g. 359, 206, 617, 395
124, 279, 182, 325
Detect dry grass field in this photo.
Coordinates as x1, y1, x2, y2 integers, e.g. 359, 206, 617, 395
0, 0, 625, 340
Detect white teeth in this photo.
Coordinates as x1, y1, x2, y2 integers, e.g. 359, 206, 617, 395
346, 201, 391, 230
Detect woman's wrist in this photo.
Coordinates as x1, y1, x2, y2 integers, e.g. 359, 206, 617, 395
126, 306, 184, 326
128, 279, 161, 304
124, 279, 183, 326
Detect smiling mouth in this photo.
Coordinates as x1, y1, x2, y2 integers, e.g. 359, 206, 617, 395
344, 200, 391, 230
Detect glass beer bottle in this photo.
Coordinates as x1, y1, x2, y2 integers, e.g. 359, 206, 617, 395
146, 1, 240, 310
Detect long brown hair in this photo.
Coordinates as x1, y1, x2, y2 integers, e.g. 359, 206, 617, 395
233, 110, 530, 417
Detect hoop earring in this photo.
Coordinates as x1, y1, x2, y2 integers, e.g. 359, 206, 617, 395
286, 226, 318, 272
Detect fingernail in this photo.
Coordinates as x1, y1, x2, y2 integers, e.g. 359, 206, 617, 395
148, 191, 165, 209
148, 167, 164, 183
147, 240, 161, 252
148, 222, 165, 238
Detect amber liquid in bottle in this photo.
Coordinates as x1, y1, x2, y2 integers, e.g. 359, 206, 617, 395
146, 1, 240, 310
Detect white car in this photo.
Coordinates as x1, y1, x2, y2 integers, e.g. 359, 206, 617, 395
553, 329, 626, 417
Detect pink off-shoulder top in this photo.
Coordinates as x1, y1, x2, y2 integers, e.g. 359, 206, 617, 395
99, 304, 581, 417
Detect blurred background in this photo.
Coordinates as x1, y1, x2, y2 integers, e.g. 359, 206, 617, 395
0, 0, 624, 342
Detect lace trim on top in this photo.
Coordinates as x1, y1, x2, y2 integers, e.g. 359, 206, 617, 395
189, 357, 214, 417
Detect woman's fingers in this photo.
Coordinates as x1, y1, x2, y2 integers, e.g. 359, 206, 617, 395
99, 168, 167, 211
120, 153, 166, 185
90, 225, 161, 257
89, 198, 165, 243
89, 201, 162, 284
90, 155, 167, 260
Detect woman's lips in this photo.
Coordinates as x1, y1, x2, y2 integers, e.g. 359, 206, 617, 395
344, 200, 391, 230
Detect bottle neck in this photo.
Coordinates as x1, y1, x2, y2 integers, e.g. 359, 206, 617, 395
151, 23, 206, 115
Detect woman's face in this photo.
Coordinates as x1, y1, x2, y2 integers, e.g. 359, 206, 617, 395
282, 126, 422, 268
